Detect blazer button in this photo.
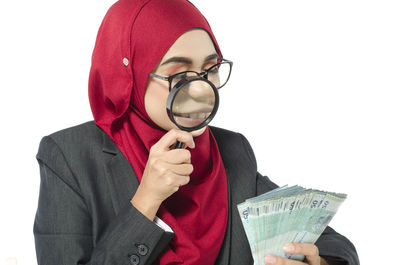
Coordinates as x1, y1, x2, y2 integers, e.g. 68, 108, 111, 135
129, 254, 140, 265
137, 244, 149, 255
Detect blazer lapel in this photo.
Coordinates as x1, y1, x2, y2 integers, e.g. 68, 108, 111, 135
210, 126, 256, 265
213, 166, 232, 265
101, 131, 139, 216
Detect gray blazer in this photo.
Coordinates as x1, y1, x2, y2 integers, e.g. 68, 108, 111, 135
33, 121, 359, 265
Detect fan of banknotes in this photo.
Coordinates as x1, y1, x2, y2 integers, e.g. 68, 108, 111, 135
237, 185, 347, 265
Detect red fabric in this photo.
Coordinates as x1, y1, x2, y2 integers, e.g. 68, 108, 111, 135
88, 0, 228, 264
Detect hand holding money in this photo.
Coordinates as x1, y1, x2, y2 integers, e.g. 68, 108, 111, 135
237, 185, 347, 265
264, 242, 329, 265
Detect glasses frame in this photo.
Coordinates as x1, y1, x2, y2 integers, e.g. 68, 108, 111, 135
149, 57, 233, 91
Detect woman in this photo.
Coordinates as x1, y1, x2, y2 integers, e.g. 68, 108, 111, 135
33, 0, 359, 264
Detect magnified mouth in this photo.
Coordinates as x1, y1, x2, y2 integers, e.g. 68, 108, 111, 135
174, 112, 211, 119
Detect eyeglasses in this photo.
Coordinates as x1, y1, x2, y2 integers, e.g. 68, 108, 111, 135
149, 57, 233, 91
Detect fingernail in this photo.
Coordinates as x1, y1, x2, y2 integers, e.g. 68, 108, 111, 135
265, 255, 276, 264
283, 243, 295, 253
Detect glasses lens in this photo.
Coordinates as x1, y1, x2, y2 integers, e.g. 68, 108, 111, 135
207, 62, 231, 89
170, 62, 231, 90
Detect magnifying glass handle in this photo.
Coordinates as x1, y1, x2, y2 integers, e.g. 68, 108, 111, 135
175, 141, 185, 149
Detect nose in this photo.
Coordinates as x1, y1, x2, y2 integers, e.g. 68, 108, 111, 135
186, 79, 215, 104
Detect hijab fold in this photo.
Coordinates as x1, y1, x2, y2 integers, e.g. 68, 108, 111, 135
89, 0, 228, 264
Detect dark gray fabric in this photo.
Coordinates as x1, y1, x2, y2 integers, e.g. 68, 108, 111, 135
33, 120, 359, 265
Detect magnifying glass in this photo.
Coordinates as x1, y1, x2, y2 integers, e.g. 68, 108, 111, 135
166, 76, 219, 149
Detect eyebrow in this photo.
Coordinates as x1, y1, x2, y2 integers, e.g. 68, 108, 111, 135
160, 53, 220, 66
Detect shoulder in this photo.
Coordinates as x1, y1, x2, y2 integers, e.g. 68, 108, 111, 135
210, 125, 258, 169
36, 120, 102, 158
44, 120, 102, 147
35, 121, 106, 185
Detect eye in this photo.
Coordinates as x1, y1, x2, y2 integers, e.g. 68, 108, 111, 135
208, 65, 219, 74
167, 65, 188, 76
204, 62, 217, 70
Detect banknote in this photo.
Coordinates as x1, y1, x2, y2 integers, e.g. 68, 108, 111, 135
237, 185, 346, 265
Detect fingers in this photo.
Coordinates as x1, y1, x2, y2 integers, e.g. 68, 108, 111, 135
283, 243, 319, 257
156, 160, 193, 176
164, 171, 191, 187
264, 243, 320, 265
264, 255, 306, 265
163, 149, 191, 164
283, 243, 320, 265
177, 175, 190, 186
154, 129, 195, 151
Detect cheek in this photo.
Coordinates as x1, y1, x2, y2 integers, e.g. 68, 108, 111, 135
144, 82, 170, 124
146, 85, 167, 111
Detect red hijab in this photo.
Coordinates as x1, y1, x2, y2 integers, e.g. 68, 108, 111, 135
88, 0, 228, 264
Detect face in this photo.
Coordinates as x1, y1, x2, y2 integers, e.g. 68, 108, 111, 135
144, 29, 219, 137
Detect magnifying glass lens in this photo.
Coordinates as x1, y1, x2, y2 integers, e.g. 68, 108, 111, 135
172, 80, 215, 128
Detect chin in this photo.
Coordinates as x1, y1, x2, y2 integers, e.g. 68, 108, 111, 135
190, 126, 207, 137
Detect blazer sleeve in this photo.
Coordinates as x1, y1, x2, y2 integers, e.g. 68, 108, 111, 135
33, 136, 174, 265
238, 133, 360, 265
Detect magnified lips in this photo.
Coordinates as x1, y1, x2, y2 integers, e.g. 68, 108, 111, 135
174, 106, 213, 118
175, 107, 214, 114
175, 112, 211, 119
174, 114, 209, 127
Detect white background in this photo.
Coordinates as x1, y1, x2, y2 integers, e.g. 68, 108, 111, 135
1, 0, 399, 264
